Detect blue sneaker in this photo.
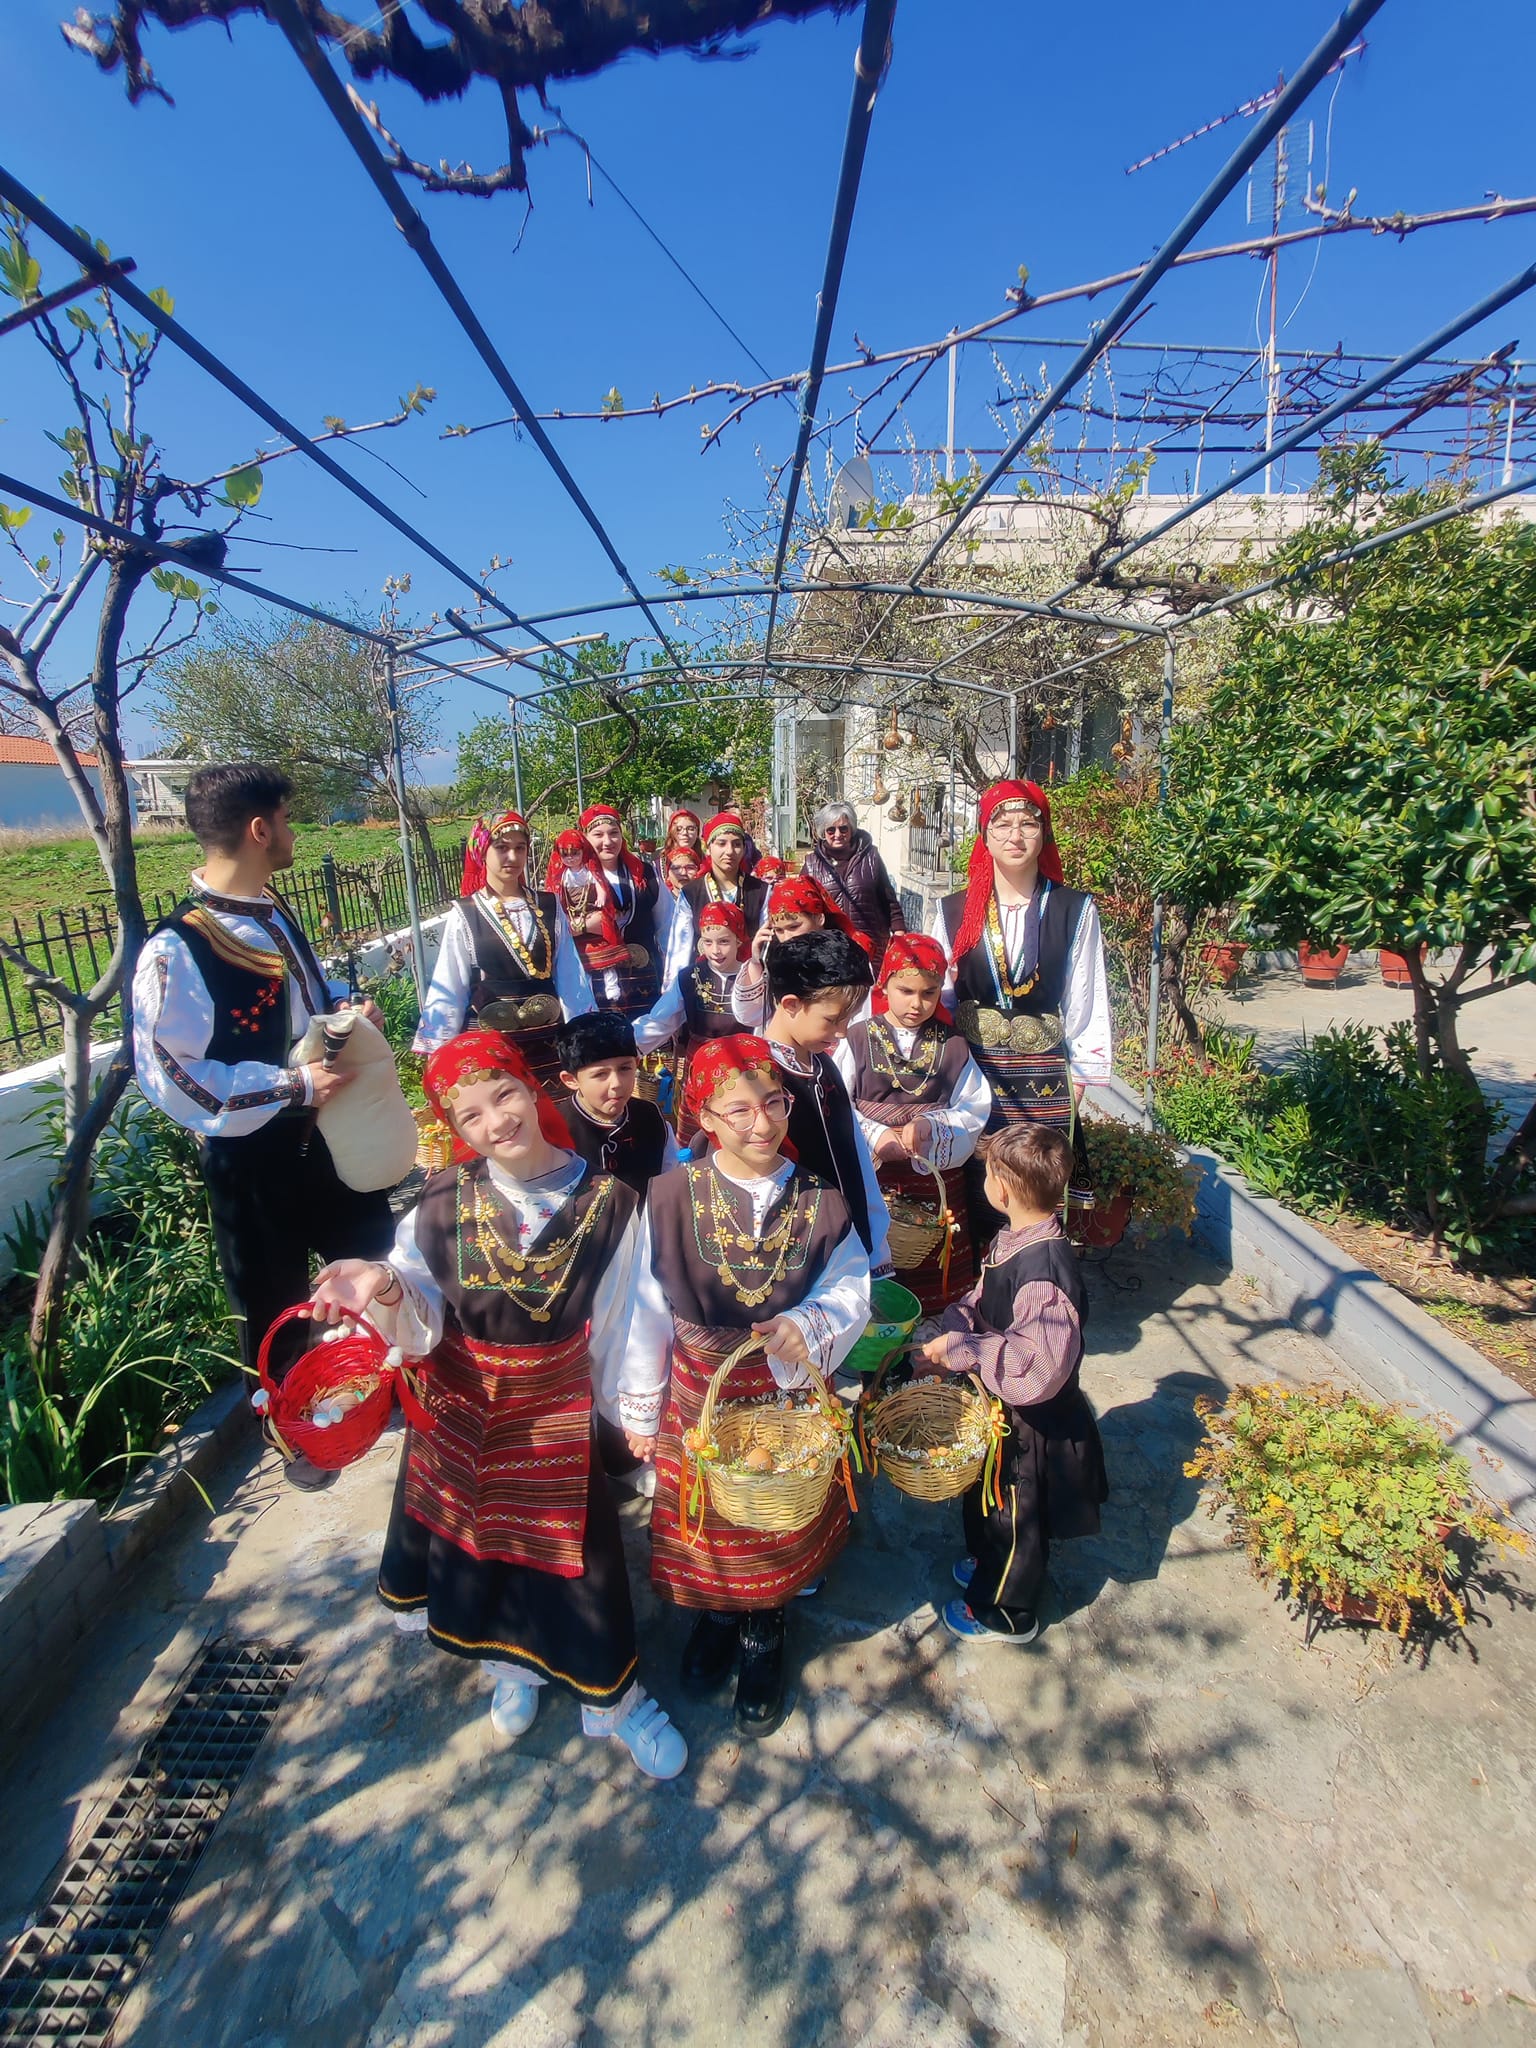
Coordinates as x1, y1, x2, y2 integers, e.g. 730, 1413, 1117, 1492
941, 1597, 1040, 1645
952, 1555, 977, 1590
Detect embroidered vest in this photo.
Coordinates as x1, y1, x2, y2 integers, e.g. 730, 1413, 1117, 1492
940, 884, 1088, 1016
846, 1017, 970, 1114
159, 901, 289, 1066
556, 1096, 669, 1199
465, 890, 558, 1009
647, 1160, 850, 1328
680, 963, 741, 1044
772, 1051, 874, 1255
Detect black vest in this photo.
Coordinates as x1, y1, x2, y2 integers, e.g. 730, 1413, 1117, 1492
556, 1095, 669, 1199
681, 873, 767, 952
680, 963, 741, 1044
940, 883, 1089, 1016
774, 1050, 874, 1256
605, 863, 663, 961
463, 891, 558, 1011
979, 1233, 1088, 1352
159, 900, 292, 1067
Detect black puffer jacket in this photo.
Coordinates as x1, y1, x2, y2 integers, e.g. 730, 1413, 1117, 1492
802, 827, 906, 966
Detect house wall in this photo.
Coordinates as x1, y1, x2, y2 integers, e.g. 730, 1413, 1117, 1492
0, 762, 107, 830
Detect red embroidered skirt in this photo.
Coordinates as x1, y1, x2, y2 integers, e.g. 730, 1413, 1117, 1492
878, 1153, 974, 1318
650, 1321, 849, 1611
404, 1327, 593, 1576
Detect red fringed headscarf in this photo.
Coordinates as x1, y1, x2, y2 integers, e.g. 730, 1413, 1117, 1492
663, 807, 702, 855
767, 874, 871, 953
544, 828, 627, 965
754, 853, 789, 883
460, 809, 527, 896
873, 932, 953, 1025
697, 901, 748, 951
578, 803, 647, 887
950, 779, 1066, 965
423, 1031, 573, 1163
682, 1031, 777, 1128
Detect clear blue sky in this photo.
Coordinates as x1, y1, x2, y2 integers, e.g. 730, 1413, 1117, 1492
4, 0, 1535, 767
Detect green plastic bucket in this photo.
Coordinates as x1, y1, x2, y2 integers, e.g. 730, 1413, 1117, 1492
845, 1278, 923, 1376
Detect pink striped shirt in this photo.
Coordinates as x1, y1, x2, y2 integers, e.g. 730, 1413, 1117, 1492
939, 1216, 1081, 1406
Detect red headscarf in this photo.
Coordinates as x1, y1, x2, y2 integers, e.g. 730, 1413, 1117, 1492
768, 874, 871, 953
950, 779, 1066, 964
699, 811, 748, 880
460, 809, 527, 896
423, 1031, 572, 1163
754, 853, 790, 883
544, 828, 627, 965
578, 803, 647, 887
697, 901, 748, 951
873, 932, 953, 1025
682, 1031, 777, 1127
663, 807, 702, 855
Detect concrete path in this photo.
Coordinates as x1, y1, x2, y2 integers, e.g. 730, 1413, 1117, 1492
5, 1241, 1536, 2048
1216, 955, 1535, 1131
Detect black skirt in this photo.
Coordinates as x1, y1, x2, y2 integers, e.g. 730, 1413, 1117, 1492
377, 1426, 639, 1710
962, 1381, 1108, 1623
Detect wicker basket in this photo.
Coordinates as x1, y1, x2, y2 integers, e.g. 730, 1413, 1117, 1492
886, 1156, 954, 1272
685, 1337, 854, 1537
255, 1304, 432, 1472
413, 1105, 455, 1173
863, 1375, 1003, 1503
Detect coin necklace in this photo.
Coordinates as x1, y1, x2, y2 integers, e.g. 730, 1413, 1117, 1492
690, 1163, 811, 1308
691, 963, 732, 1013
867, 1017, 941, 1095
484, 893, 553, 980
984, 888, 1044, 1006
462, 1168, 611, 1319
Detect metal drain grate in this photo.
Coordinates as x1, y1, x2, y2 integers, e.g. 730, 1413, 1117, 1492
0, 1638, 305, 2046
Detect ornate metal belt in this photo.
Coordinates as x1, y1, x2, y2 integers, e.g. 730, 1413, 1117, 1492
478, 993, 563, 1035
955, 1000, 1064, 1055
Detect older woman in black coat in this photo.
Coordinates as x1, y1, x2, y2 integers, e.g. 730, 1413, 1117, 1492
801, 800, 906, 969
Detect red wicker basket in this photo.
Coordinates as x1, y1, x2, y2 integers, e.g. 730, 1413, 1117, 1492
254, 1303, 432, 1471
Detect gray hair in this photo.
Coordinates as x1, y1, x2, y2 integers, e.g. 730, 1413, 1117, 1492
812, 800, 858, 836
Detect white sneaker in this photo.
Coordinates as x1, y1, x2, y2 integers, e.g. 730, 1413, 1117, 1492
489, 1676, 540, 1741
616, 1462, 657, 1500
393, 1607, 429, 1634
606, 1690, 687, 1780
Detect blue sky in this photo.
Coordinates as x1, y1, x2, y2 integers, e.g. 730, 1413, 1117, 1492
4, 0, 1535, 767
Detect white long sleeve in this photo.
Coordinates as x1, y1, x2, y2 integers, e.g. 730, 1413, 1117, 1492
835, 1028, 989, 1169
730, 962, 770, 1030
633, 974, 685, 1054
928, 895, 1112, 1081
414, 897, 594, 1053
659, 891, 694, 997
853, 1104, 893, 1275
554, 904, 597, 1019
132, 928, 309, 1139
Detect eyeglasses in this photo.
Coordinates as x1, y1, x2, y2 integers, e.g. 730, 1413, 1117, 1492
822, 822, 852, 836
706, 1091, 792, 1131
987, 817, 1043, 838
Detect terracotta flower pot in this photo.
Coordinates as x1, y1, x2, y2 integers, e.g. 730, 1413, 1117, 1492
1070, 1185, 1134, 1250
1201, 941, 1247, 989
1299, 942, 1349, 986
1378, 946, 1424, 988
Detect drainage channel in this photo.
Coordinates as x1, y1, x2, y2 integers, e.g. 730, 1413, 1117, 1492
0, 1638, 305, 2046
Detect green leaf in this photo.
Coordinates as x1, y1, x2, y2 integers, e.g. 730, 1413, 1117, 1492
149, 286, 175, 316
0, 502, 32, 534
219, 464, 264, 509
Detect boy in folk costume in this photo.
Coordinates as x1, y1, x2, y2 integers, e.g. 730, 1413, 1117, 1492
415, 809, 593, 1089
761, 929, 893, 1277
629, 1035, 872, 1737
633, 901, 748, 1139
307, 1030, 687, 1776
553, 805, 674, 1023
916, 1124, 1107, 1646
730, 873, 869, 1031
554, 1011, 684, 1201
833, 934, 990, 1318
930, 779, 1111, 1243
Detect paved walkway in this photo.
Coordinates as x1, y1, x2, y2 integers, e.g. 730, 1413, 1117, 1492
6, 1241, 1536, 2048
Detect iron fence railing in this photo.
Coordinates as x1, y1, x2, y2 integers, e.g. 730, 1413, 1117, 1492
0, 838, 465, 1072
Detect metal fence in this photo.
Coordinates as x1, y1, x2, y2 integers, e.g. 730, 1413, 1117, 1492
0, 838, 465, 1072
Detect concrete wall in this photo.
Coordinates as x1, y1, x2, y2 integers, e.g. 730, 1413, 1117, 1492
0, 761, 107, 830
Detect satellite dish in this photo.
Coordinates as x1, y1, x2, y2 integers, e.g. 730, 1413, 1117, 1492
830, 455, 876, 530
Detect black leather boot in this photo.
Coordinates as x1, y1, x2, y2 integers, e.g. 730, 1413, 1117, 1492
681, 1609, 739, 1696
734, 1606, 787, 1738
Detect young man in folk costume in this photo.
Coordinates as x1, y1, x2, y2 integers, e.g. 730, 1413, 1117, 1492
633, 900, 748, 1140
916, 1123, 1107, 1646
661, 811, 767, 999
833, 934, 990, 1318
629, 1035, 872, 1737
761, 929, 893, 1279
551, 805, 674, 1024
415, 808, 593, 1090
730, 873, 869, 1032
308, 1030, 687, 1777
131, 763, 394, 1488
930, 779, 1111, 1244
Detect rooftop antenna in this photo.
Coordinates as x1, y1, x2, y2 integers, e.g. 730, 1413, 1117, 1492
1128, 42, 1366, 493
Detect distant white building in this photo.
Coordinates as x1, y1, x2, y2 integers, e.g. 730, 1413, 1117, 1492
0, 736, 104, 829
125, 758, 197, 827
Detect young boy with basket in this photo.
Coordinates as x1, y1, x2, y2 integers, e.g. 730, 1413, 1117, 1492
627, 1034, 872, 1737
915, 1123, 1108, 1646
307, 1029, 687, 1778
834, 934, 990, 1318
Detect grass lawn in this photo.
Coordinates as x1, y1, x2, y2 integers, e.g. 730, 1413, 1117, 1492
0, 820, 469, 925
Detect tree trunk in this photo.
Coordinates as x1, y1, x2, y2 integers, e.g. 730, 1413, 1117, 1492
1161, 908, 1204, 1055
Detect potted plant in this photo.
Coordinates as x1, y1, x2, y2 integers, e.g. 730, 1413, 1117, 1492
1298, 942, 1349, 986
1378, 944, 1425, 988
1073, 1117, 1199, 1249
1200, 938, 1248, 988
1185, 1382, 1528, 1638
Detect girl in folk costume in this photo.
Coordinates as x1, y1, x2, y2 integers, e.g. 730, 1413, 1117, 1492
833, 934, 990, 1318
753, 853, 791, 887
730, 873, 870, 1031
663, 848, 701, 897
661, 807, 702, 867
307, 1031, 686, 1777
415, 811, 593, 1089
568, 804, 675, 1023
930, 779, 1111, 1241
633, 901, 748, 1141
663, 811, 767, 998
629, 1035, 872, 1737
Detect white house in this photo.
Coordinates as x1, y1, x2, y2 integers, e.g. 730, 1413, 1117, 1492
0, 736, 104, 830
125, 758, 197, 826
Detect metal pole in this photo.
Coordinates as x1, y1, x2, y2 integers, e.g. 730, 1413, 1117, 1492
1008, 692, 1019, 778
946, 336, 958, 482
1144, 635, 1176, 1119
508, 697, 525, 815
1503, 366, 1521, 485
384, 641, 428, 1004
574, 722, 585, 811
